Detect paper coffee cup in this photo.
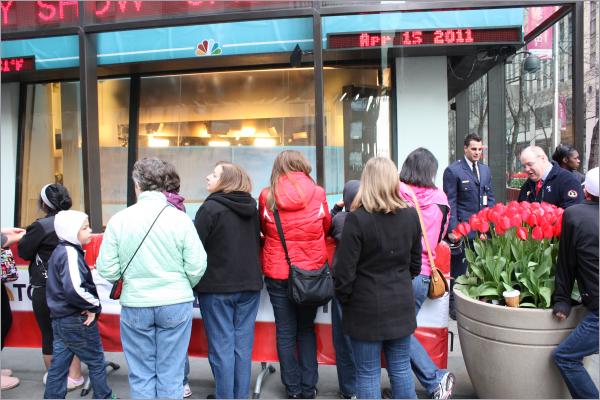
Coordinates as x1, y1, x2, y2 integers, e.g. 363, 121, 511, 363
503, 290, 520, 307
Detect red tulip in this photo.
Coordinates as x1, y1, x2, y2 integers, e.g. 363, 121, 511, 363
516, 226, 528, 240
479, 221, 490, 233
499, 216, 511, 231
526, 213, 538, 227
553, 222, 562, 237
457, 222, 470, 237
532, 226, 544, 241
543, 224, 554, 239
495, 226, 506, 236
469, 215, 482, 232
510, 215, 522, 228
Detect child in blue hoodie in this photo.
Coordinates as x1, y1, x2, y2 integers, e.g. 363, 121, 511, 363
330, 180, 360, 399
44, 210, 112, 399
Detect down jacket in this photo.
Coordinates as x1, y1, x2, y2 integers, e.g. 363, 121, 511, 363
259, 172, 331, 280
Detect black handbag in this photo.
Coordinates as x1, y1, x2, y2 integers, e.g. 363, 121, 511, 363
110, 205, 168, 300
273, 207, 333, 307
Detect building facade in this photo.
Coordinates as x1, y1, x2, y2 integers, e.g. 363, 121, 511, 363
0, 1, 591, 230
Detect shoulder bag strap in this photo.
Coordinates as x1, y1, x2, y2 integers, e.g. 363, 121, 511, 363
272, 206, 293, 270
118, 204, 169, 280
405, 185, 437, 274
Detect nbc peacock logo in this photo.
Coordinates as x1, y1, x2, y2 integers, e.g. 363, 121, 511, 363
196, 39, 222, 56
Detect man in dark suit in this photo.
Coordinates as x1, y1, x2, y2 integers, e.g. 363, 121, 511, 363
443, 133, 496, 318
518, 145, 583, 209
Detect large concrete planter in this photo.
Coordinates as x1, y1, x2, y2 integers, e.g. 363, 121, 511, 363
454, 288, 586, 398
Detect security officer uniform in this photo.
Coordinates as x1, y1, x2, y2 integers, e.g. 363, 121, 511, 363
443, 158, 496, 234
443, 157, 496, 318
518, 161, 583, 209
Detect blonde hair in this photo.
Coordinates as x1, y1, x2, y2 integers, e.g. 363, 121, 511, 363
213, 162, 252, 193
266, 150, 313, 210
351, 157, 407, 213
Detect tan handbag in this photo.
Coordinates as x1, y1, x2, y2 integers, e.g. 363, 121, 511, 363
406, 186, 449, 300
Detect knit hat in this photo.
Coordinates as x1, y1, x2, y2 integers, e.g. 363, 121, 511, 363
584, 167, 599, 197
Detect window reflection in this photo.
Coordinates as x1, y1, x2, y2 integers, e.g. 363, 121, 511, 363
98, 78, 130, 225
137, 68, 316, 217
20, 82, 84, 226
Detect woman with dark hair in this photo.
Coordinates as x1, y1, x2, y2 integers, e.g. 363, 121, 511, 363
18, 184, 85, 390
552, 144, 584, 182
194, 161, 263, 399
259, 150, 331, 399
97, 158, 207, 399
398, 148, 455, 399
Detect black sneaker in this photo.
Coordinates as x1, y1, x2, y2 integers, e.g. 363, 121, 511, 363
302, 388, 318, 399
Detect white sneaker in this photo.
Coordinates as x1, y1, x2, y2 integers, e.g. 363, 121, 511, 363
183, 383, 193, 398
67, 375, 85, 391
432, 372, 455, 400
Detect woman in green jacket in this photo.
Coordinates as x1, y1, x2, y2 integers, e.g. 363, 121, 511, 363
97, 158, 207, 399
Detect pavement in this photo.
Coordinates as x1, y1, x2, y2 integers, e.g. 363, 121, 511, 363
1, 320, 597, 399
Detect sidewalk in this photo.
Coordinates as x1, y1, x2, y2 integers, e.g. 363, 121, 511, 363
1, 320, 596, 399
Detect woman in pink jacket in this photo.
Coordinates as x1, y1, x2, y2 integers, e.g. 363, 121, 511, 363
398, 148, 455, 400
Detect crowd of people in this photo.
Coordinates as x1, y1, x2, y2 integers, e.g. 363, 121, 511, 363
0, 137, 597, 399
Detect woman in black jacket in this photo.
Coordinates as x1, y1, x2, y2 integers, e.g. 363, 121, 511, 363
194, 162, 263, 399
334, 157, 422, 399
17, 184, 84, 389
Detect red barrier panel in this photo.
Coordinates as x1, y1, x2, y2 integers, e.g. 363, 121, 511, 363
6, 234, 449, 369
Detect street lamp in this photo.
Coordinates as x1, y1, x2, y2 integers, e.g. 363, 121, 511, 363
505, 50, 541, 74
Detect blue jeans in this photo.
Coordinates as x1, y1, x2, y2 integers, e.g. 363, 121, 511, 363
410, 274, 447, 395
553, 311, 599, 399
351, 335, 416, 399
183, 356, 190, 386
120, 302, 193, 399
265, 278, 319, 397
44, 314, 112, 399
198, 291, 260, 399
332, 296, 356, 397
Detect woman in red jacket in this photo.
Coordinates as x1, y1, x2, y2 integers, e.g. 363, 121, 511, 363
259, 150, 331, 399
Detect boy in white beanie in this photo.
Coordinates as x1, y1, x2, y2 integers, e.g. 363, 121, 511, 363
43, 211, 113, 399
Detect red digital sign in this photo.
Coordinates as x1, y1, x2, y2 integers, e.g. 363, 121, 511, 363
327, 27, 522, 49
1, 56, 36, 73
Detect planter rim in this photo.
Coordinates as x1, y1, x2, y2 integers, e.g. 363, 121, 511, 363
453, 286, 554, 314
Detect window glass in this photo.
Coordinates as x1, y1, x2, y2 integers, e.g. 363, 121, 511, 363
138, 68, 316, 218
505, 11, 573, 188
323, 66, 392, 206
20, 82, 84, 227
98, 78, 130, 225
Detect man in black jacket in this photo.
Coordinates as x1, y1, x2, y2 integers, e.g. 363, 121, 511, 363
518, 146, 583, 208
551, 167, 599, 399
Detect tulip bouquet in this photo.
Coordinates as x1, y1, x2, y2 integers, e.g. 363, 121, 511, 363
453, 201, 576, 308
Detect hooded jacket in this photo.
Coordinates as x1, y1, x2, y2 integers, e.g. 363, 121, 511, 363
330, 180, 360, 243
398, 182, 450, 276
193, 191, 263, 293
259, 172, 331, 280
97, 191, 207, 307
46, 211, 101, 318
